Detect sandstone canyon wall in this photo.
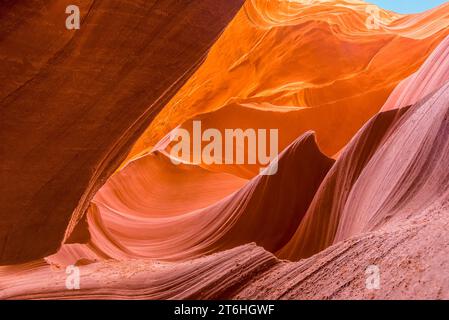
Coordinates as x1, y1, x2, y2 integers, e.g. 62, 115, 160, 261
1, 0, 449, 300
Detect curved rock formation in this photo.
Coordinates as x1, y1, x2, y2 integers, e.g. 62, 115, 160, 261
278, 105, 410, 260
382, 35, 449, 111
0, 0, 244, 264
335, 81, 449, 241
2, 0, 449, 301
235, 202, 449, 299
158, 101, 359, 179
127, 0, 449, 162
280, 36, 449, 261
236, 81, 449, 297
23, 80, 449, 300
52, 132, 333, 263
0, 244, 278, 299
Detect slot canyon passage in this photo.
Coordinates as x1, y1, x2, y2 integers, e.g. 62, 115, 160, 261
1, 0, 449, 299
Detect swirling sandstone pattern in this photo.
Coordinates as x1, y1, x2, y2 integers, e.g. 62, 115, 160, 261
0, 0, 245, 264
127, 0, 449, 161
2, 0, 449, 300
381, 35, 449, 111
